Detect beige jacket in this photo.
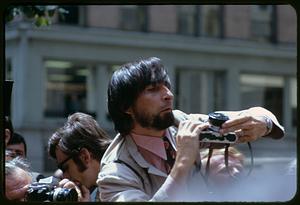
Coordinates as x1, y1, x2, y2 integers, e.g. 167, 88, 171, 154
97, 126, 194, 202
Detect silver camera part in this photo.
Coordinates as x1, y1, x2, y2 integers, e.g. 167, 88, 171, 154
199, 130, 237, 144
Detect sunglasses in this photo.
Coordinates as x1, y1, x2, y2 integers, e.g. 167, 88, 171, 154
57, 147, 82, 172
57, 155, 73, 172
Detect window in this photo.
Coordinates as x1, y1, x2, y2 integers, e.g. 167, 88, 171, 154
250, 5, 274, 42
120, 5, 147, 32
44, 60, 93, 117
58, 6, 80, 25
175, 69, 226, 114
177, 5, 198, 36
201, 5, 222, 38
240, 74, 283, 124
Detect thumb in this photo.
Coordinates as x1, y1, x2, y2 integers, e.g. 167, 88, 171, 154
78, 185, 91, 202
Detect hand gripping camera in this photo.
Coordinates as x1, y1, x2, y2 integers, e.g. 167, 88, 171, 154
173, 110, 253, 180
173, 110, 237, 144
26, 176, 78, 202
199, 112, 237, 144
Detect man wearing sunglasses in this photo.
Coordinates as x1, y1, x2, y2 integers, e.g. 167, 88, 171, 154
48, 112, 111, 201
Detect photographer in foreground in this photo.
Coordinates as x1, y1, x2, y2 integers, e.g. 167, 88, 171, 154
5, 157, 79, 202
5, 157, 32, 201
48, 112, 111, 201
97, 57, 284, 201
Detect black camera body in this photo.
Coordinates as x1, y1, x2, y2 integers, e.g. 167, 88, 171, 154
26, 176, 78, 202
199, 112, 237, 144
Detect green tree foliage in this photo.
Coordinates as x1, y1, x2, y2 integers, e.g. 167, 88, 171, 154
5, 5, 68, 27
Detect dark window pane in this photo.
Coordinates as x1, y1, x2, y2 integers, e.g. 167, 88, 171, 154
120, 5, 147, 31
250, 5, 273, 42
240, 74, 284, 124
177, 5, 197, 36
44, 60, 91, 117
175, 69, 225, 113
201, 5, 221, 37
58, 6, 79, 25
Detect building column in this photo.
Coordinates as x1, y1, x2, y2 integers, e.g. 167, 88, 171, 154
283, 76, 292, 132
165, 63, 176, 92
225, 68, 240, 110
94, 64, 111, 130
12, 27, 29, 128
87, 65, 96, 113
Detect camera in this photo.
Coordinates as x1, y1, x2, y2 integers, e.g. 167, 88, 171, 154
199, 112, 237, 144
26, 176, 78, 202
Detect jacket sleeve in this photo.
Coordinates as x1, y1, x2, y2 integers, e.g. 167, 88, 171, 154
97, 162, 150, 202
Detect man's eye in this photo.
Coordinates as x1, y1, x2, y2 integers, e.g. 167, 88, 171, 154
145, 86, 155, 91
146, 85, 160, 91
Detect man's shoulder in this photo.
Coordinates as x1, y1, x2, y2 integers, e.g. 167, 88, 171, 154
99, 147, 145, 188
101, 134, 126, 163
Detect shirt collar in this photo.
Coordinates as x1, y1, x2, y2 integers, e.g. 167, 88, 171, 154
131, 132, 167, 160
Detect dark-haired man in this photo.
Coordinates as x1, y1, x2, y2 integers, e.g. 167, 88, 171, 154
97, 57, 284, 201
48, 112, 111, 201
6, 132, 27, 160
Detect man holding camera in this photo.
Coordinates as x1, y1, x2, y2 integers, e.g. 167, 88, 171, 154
48, 112, 111, 201
5, 157, 79, 202
97, 57, 284, 201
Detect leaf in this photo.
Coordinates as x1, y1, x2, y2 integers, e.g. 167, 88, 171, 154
34, 16, 49, 27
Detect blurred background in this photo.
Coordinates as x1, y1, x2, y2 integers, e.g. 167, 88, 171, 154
5, 5, 296, 179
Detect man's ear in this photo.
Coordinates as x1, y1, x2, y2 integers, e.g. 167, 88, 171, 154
79, 148, 91, 163
125, 107, 133, 115
5, 129, 11, 146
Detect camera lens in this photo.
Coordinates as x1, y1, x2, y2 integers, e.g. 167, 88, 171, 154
224, 133, 237, 142
26, 185, 78, 202
208, 112, 229, 127
52, 187, 78, 201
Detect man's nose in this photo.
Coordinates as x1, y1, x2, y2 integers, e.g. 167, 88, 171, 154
162, 86, 174, 100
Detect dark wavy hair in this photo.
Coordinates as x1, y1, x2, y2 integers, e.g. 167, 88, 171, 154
107, 57, 171, 136
48, 112, 111, 163
7, 132, 27, 156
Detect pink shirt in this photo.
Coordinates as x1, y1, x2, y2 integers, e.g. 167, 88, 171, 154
131, 132, 174, 173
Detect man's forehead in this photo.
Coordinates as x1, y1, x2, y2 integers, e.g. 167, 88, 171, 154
7, 167, 31, 182
7, 143, 25, 148
55, 146, 68, 160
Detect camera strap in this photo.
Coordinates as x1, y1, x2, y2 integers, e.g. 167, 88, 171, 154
206, 142, 254, 179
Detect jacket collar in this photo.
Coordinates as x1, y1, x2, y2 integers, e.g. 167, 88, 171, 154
125, 134, 168, 177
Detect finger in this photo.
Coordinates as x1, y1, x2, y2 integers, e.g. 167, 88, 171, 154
188, 121, 206, 133
79, 185, 91, 202
235, 129, 244, 138
178, 120, 196, 137
58, 178, 70, 187
220, 121, 253, 134
237, 134, 257, 143
222, 116, 252, 128
63, 181, 77, 189
178, 120, 190, 131
192, 122, 209, 136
